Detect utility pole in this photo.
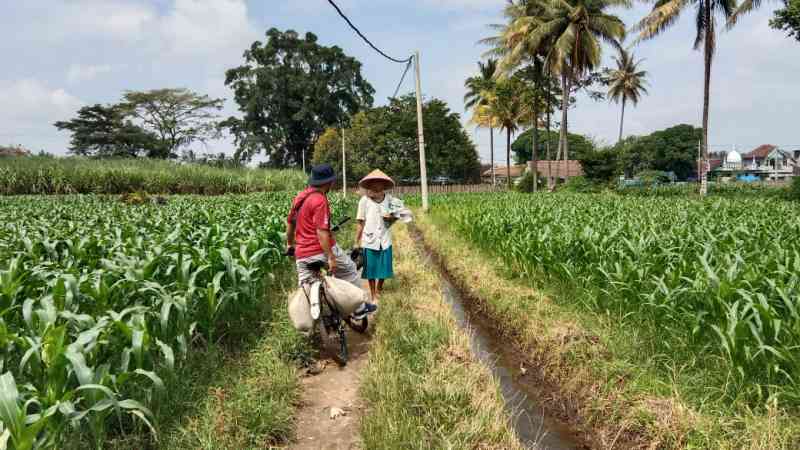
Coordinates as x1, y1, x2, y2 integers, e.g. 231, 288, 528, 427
342, 127, 347, 197
302, 149, 306, 173
414, 51, 429, 211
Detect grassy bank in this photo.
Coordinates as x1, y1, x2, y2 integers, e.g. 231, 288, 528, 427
107, 267, 310, 449
0, 156, 305, 195
414, 209, 800, 449
359, 225, 523, 450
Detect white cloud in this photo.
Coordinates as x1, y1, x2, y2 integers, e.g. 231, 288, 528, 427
0, 79, 83, 120
66, 64, 116, 83
0, 79, 82, 150
158, 0, 258, 56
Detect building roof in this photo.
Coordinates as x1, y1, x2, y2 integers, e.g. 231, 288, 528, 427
529, 160, 583, 178
744, 144, 776, 159
482, 165, 526, 177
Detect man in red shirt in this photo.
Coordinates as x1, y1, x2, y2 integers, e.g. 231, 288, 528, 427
287, 164, 376, 318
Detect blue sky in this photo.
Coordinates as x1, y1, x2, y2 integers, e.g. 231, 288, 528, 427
1, 0, 798, 163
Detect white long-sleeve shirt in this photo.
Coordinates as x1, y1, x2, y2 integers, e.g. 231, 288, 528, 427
357, 194, 393, 251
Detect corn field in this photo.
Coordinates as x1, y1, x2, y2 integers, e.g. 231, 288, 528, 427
0, 157, 306, 195
431, 192, 800, 406
0, 192, 342, 448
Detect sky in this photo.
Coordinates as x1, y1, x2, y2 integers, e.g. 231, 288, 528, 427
1, 0, 798, 163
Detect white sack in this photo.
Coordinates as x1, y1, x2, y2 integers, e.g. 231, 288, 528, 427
324, 276, 369, 316
288, 288, 313, 334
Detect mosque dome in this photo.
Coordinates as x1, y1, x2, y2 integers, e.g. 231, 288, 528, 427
727, 150, 742, 164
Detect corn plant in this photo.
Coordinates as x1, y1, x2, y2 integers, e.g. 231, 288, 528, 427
0, 192, 352, 448
430, 192, 800, 406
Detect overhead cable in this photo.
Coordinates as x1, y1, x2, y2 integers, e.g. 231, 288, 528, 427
326, 0, 412, 64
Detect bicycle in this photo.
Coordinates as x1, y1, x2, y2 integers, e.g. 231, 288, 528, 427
299, 259, 369, 365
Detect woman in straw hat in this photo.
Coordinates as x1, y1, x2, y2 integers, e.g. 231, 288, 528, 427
355, 169, 397, 302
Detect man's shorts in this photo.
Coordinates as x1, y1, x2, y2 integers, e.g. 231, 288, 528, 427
296, 244, 360, 286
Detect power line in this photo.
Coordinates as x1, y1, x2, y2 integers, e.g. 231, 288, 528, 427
326, 0, 412, 64
392, 59, 413, 98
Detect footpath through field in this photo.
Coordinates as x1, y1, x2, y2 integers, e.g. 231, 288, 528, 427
288, 224, 525, 449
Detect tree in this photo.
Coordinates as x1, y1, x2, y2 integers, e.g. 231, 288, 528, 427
581, 147, 621, 182
476, 78, 531, 188
224, 28, 374, 167
121, 88, 223, 159
604, 47, 648, 142
635, 0, 736, 195
770, 0, 800, 40
512, 128, 597, 163
313, 95, 481, 184
54, 104, 160, 158
464, 59, 499, 184
484, 0, 625, 177
616, 124, 702, 179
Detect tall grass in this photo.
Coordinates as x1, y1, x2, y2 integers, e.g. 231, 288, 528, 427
0, 157, 305, 195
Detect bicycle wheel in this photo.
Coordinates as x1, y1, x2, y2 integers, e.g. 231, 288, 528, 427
345, 316, 368, 333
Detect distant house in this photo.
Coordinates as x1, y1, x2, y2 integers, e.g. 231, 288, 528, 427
528, 160, 584, 180
482, 165, 525, 184
711, 144, 800, 182
0, 145, 31, 157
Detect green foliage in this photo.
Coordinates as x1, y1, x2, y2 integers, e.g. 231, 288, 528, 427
771, 0, 800, 41
224, 28, 375, 167
514, 170, 543, 193
615, 124, 702, 179
313, 95, 481, 183
54, 105, 161, 158
561, 175, 598, 192
431, 192, 800, 407
0, 157, 305, 195
635, 169, 673, 185
120, 89, 224, 159
580, 147, 620, 182
512, 128, 596, 163
789, 176, 800, 200
0, 193, 354, 448
54, 89, 223, 160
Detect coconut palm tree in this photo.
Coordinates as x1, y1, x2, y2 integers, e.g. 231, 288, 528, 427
484, 0, 627, 167
605, 47, 648, 143
464, 59, 499, 184
476, 78, 531, 188
634, 0, 737, 195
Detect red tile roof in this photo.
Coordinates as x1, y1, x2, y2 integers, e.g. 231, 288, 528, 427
482, 165, 526, 177
529, 160, 584, 178
744, 145, 776, 160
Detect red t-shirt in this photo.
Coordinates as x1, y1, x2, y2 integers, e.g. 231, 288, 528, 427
287, 187, 336, 259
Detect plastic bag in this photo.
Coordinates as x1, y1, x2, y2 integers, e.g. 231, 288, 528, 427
324, 276, 369, 316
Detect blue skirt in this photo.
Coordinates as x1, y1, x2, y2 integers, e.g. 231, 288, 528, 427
362, 246, 393, 280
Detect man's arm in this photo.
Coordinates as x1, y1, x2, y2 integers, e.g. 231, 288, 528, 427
317, 228, 336, 273
286, 221, 296, 248
355, 220, 364, 248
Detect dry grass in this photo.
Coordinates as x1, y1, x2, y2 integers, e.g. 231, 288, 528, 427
358, 225, 524, 450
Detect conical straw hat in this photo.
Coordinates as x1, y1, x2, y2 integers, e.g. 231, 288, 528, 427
359, 169, 395, 190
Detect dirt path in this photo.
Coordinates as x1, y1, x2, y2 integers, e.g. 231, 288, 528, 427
289, 325, 372, 450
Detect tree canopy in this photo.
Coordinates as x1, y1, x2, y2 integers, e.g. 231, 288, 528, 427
615, 124, 702, 180
512, 128, 597, 164
54, 104, 162, 158
771, 0, 800, 41
224, 28, 374, 167
54, 89, 223, 159
121, 88, 224, 159
313, 95, 481, 184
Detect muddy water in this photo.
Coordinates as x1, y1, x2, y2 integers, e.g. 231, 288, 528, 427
411, 229, 583, 450
439, 279, 581, 450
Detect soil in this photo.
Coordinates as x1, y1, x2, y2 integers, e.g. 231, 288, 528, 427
288, 323, 372, 450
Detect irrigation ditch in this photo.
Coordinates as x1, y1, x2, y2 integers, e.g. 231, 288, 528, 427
408, 224, 592, 450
